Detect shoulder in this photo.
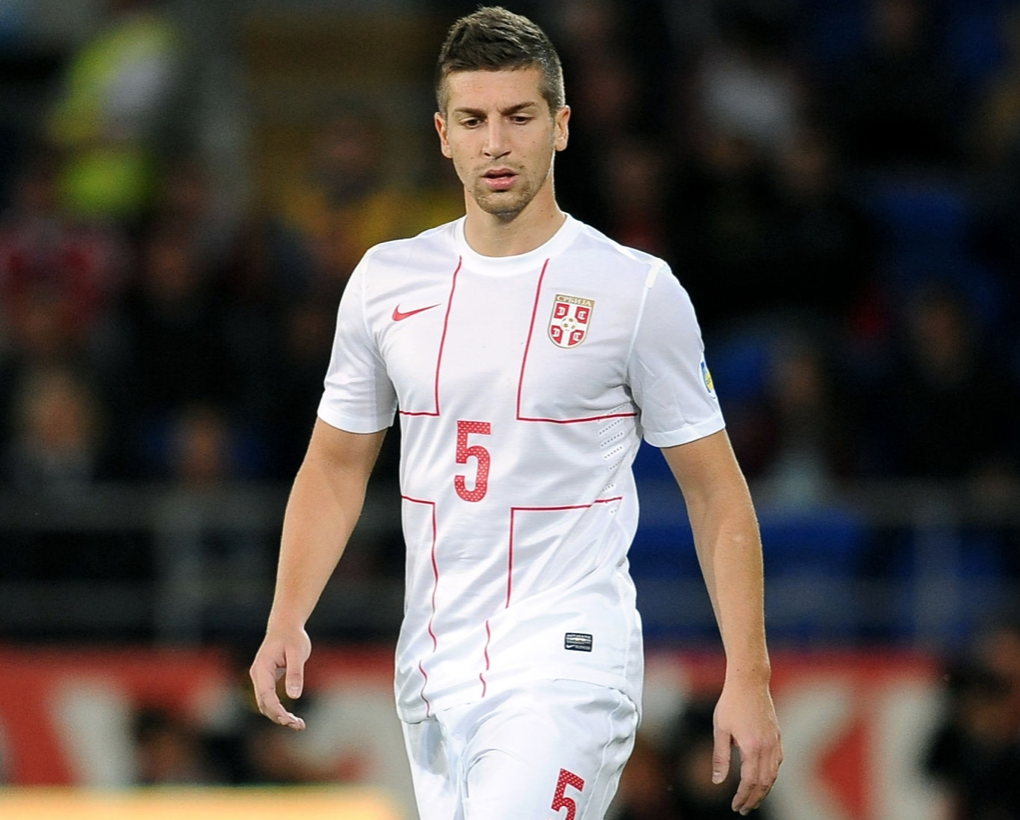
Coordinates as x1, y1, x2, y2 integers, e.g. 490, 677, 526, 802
360, 219, 461, 273
566, 219, 672, 286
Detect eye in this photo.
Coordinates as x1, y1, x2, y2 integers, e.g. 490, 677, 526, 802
460, 117, 482, 128
509, 115, 532, 125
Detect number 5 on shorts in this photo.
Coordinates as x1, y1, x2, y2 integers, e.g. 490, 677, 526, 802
550, 768, 585, 820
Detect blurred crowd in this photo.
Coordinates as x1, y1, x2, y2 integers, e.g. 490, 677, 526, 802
0, 0, 1019, 577
545, 0, 1020, 501
2, 1, 1020, 811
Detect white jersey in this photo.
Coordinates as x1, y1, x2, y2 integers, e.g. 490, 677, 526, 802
318, 215, 724, 723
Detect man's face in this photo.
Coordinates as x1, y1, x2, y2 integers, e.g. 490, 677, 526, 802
435, 67, 569, 220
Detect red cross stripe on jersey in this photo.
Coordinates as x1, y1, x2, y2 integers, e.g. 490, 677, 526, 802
398, 259, 461, 418
402, 496, 438, 717
518, 262, 637, 424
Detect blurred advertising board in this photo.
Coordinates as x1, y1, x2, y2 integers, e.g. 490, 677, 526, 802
0, 646, 949, 820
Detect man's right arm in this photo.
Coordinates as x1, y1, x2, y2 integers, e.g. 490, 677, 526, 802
250, 418, 387, 729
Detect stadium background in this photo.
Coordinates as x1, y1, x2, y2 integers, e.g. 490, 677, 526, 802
1, 0, 1019, 818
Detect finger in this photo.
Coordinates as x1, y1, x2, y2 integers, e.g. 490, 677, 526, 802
249, 658, 285, 717
712, 726, 731, 785
261, 686, 306, 730
731, 749, 761, 815
285, 645, 305, 699
732, 744, 779, 815
733, 783, 769, 815
251, 658, 306, 730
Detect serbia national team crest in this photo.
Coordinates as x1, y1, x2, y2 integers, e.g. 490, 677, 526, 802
549, 294, 594, 348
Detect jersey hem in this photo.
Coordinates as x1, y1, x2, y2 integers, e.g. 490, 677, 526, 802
396, 666, 642, 725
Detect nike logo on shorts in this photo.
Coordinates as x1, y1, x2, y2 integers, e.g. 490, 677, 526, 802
392, 303, 441, 321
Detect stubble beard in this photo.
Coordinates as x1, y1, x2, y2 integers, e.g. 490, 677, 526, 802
466, 153, 555, 221
470, 177, 535, 221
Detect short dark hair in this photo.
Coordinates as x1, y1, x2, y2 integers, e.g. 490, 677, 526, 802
436, 6, 565, 115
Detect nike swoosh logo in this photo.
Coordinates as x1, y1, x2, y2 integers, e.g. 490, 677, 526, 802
392, 303, 441, 321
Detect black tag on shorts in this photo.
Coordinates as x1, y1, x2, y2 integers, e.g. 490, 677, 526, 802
564, 632, 593, 652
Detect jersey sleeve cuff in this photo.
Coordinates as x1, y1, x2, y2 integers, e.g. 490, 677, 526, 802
642, 416, 726, 449
316, 402, 394, 434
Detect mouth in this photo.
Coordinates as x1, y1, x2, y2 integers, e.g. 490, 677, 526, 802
482, 168, 518, 191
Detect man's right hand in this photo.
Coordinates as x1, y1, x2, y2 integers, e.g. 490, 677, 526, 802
249, 627, 311, 730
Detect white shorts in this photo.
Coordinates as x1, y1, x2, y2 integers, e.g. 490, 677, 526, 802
401, 679, 639, 820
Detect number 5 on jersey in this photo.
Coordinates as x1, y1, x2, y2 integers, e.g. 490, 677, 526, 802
455, 420, 491, 502
550, 768, 585, 820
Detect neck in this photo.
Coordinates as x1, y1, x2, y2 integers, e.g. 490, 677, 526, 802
462, 188, 566, 257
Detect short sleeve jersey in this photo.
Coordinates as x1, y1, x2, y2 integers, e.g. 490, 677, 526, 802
318, 215, 724, 723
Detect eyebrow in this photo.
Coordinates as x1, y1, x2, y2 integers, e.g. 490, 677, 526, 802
452, 101, 541, 118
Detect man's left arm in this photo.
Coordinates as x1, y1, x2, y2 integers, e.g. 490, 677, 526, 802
662, 429, 783, 815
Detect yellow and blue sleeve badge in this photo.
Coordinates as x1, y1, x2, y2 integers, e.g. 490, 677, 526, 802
700, 359, 717, 398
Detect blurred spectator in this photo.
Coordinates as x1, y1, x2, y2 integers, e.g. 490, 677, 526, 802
873, 282, 1019, 480
151, 154, 241, 273
275, 101, 460, 299
2, 364, 109, 495
552, 0, 652, 141
45, 0, 189, 224
765, 123, 876, 323
827, 0, 964, 169
263, 299, 338, 478
0, 147, 126, 369
213, 210, 310, 447
146, 399, 267, 485
0, 145, 127, 474
0, 190, 118, 472
612, 733, 680, 820
599, 136, 675, 260
970, 5, 1020, 174
970, 5, 1020, 316
145, 403, 272, 644
117, 219, 238, 469
165, 402, 238, 486
924, 647, 1020, 820
690, 2, 806, 160
976, 614, 1020, 730
0, 361, 148, 589
548, 0, 674, 229
669, 125, 777, 330
132, 706, 215, 785
743, 334, 861, 506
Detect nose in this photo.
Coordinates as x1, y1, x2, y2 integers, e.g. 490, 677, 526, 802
483, 119, 510, 159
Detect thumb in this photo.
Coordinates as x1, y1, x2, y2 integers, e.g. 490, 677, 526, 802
712, 727, 731, 785
284, 648, 305, 699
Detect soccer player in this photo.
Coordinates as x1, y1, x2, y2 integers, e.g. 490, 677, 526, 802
250, 6, 782, 818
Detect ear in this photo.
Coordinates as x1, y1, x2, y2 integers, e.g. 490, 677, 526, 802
435, 112, 452, 159
554, 105, 570, 152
